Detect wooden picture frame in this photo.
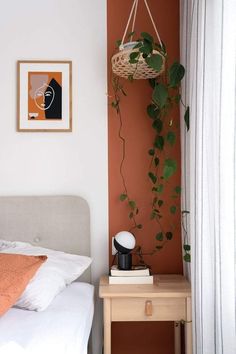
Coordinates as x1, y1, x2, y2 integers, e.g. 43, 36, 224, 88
17, 61, 72, 132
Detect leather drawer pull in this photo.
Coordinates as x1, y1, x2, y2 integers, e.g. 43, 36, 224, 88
145, 300, 153, 316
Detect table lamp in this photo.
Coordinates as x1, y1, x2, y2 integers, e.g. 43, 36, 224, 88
114, 231, 136, 270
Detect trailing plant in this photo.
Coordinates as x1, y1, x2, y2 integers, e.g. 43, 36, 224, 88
182, 210, 191, 262
111, 31, 190, 263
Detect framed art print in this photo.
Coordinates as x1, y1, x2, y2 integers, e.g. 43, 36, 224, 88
17, 61, 72, 132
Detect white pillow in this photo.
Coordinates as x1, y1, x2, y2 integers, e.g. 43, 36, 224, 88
0, 240, 92, 311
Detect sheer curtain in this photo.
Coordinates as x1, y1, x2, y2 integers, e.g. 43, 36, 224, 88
180, 0, 236, 353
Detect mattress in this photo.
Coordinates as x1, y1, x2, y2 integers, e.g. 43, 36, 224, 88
0, 282, 94, 354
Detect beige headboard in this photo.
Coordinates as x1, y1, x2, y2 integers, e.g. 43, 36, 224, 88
0, 196, 91, 283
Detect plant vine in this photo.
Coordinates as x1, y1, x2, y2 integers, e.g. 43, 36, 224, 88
111, 31, 191, 263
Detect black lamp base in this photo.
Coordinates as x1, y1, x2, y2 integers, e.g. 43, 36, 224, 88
117, 253, 132, 270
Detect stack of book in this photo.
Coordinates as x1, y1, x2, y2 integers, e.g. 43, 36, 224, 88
109, 265, 153, 284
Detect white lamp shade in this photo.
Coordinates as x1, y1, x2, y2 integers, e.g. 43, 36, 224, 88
114, 231, 136, 251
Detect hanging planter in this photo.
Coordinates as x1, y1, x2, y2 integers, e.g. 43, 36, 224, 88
111, 0, 165, 80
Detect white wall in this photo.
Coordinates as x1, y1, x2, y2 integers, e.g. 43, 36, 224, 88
0, 0, 108, 352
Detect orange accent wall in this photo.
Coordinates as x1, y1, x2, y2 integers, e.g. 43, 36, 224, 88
107, 1, 182, 353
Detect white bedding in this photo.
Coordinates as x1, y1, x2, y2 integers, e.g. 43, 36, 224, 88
0, 282, 94, 354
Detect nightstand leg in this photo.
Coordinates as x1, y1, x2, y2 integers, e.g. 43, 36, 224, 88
104, 298, 111, 354
174, 321, 181, 354
185, 297, 192, 354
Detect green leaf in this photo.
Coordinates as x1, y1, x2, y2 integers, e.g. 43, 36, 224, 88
114, 98, 120, 107
129, 59, 139, 64
154, 135, 164, 150
170, 205, 177, 214
155, 40, 166, 55
129, 51, 139, 64
174, 94, 181, 103
166, 232, 173, 240
152, 119, 163, 133
116, 39, 122, 48
153, 197, 158, 205
148, 148, 155, 156
128, 74, 134, 82
133, 42, 143, 50
149, 78, 156, 89
163, 159, 177, 179
167, 131, 176, 146
130, 52, 139, 60
127, 31, 135, 39
145, 54, 163, 72
129, 212, 134, 219
168, 61, 185, 88
184, 253, 191, 262
129, 200, 136, 210
184, 106, 190, 131
156, 232, 163, 241
147, 104, 159, 119
154, 157, 160, 167
111, 100, 119, 109
150, 210, 157, 219
141, 32, 154, 43
158, 200, 163, 207
160, 41, 166, 54
119, 193, 127, 201
140, 40, 153, 56
175, 186, 181, 194
156, 245, 163, 250
156, 184, 164, 193
137, 224, 142, 229
184, 244, 191, 251
152, 83, 168, 108
148, 172, 157, 184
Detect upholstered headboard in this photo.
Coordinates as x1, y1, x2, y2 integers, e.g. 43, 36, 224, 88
0, 196, 91, 283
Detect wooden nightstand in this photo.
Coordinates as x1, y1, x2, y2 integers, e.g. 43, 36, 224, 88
99, 274, 192, 354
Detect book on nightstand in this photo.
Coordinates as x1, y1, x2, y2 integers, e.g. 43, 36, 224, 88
109, 274, 153, 284
110, 265, 150, 277
109, 265, 153, 284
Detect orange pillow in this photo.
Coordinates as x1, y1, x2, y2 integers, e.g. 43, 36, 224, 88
0, 253, 47, 316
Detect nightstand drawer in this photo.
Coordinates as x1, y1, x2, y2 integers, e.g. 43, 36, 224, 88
111, 297, 186, 321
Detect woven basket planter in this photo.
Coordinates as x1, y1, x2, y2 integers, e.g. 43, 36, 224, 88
112, 46, 165, 80
112, 0, 165, 80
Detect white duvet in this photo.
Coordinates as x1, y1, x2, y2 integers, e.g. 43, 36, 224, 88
0, 282, 94, 354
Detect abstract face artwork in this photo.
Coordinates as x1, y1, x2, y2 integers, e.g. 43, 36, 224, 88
18, 61, 72, 131
28, 72, 62, 120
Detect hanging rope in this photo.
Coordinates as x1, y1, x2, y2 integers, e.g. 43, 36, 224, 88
130, 0, 139, 42
120, 0, 138, 48
120, 0, 162, 49
143, 0, 162, 46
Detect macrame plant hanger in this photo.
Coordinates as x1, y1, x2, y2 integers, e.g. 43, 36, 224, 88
112, 0, 165, 80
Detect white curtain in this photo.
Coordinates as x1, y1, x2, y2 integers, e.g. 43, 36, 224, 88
180, 1, 236, 353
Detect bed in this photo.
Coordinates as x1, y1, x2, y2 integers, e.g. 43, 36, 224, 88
0, 196, 94, 354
